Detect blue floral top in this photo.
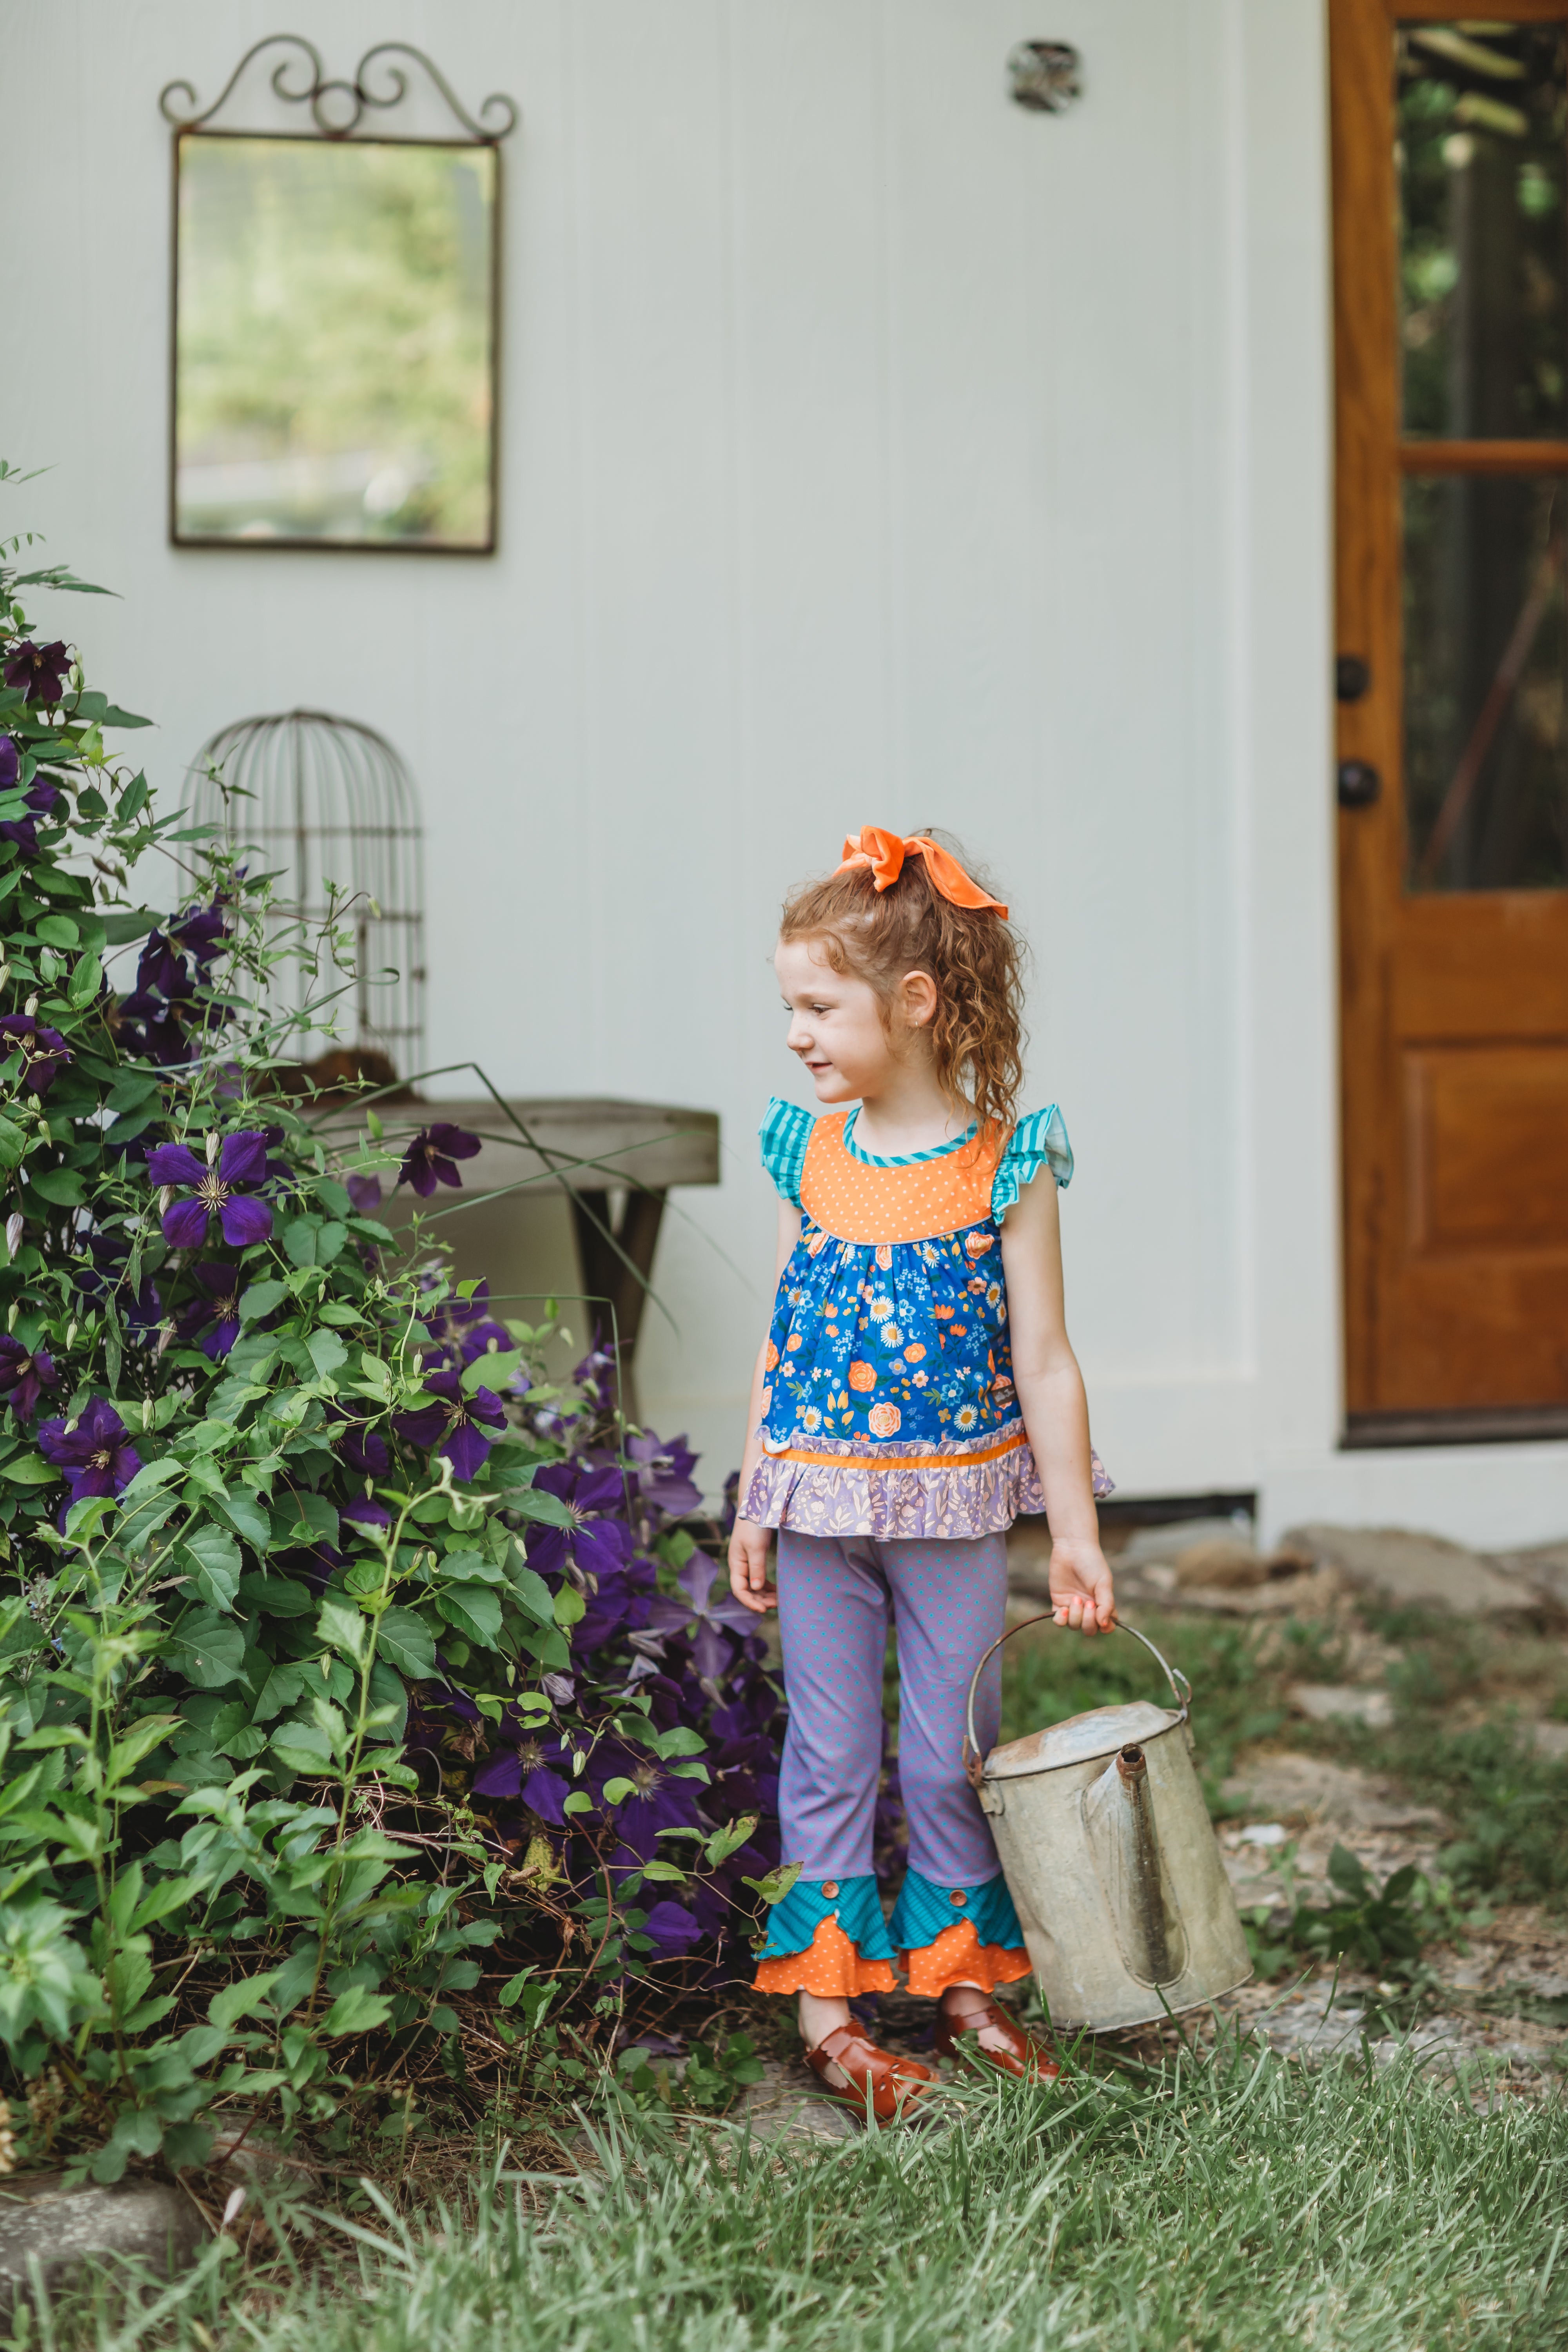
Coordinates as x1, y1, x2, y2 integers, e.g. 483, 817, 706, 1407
741, 1098, 1103, 1542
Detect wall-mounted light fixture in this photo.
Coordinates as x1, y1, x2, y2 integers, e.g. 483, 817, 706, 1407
1007, 41, 1082, 113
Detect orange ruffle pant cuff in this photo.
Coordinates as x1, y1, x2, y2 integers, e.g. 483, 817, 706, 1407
752, 1915, 1030, 2000
752, 1918, 898, 1998
900, 1919, 1032, 1999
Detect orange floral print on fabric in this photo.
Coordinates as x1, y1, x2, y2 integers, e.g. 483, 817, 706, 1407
848, 1360, 877, 1391
900, 1918, 1031, 1999
753, 1916, 898, 1997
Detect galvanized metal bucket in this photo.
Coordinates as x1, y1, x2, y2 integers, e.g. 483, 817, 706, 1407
964, 1616, 1252, 2030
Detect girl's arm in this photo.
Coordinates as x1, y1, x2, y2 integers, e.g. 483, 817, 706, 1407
728, 1198, 803, 1614
999, 1172, 1116, 1634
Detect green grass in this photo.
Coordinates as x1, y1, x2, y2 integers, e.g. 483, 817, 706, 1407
27, 2039, 1567, 2352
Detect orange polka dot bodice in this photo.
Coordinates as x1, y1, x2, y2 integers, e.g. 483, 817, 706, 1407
798, 1111, 1001, 1244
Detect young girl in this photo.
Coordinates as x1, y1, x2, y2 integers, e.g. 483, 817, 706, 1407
728, 827, 1116, 2120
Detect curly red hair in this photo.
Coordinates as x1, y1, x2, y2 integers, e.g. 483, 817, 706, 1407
779, 833, 1027, 1138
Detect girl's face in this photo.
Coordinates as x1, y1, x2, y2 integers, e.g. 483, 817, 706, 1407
775, 935, 935, 1103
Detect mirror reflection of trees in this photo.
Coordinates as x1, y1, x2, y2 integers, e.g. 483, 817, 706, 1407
174, 136, 496, 549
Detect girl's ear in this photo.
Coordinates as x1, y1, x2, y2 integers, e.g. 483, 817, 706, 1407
898, 968, 939, 1032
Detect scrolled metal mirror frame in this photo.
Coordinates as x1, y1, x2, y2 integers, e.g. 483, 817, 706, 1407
162, 36, 517, 555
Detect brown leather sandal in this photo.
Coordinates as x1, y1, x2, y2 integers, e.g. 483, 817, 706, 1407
935, 1988, 1061, 2082
803, 2023, 935, 2122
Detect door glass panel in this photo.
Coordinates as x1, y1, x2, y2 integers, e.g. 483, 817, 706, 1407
1398, 23, 1568, 438
1405, 474, 1568, 889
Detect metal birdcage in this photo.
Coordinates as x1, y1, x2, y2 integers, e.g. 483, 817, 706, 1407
186, 708, 425, 1077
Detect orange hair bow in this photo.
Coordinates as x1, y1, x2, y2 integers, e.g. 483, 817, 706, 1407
835, 827, 1008, 918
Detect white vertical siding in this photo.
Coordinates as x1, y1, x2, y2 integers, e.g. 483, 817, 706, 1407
9, 0, 1568, 1542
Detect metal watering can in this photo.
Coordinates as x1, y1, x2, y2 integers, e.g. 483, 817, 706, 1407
964, 1616, 1252, 2031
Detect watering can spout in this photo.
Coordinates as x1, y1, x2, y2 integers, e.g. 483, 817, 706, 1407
1082, 1742, 1185, 1989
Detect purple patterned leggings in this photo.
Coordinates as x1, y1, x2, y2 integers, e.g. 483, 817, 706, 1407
775, 1528, 1009, 1887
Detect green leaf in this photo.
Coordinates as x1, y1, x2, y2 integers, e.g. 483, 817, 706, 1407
209, 1968, 281, 2030
563, 1791, 595, 1817
252, 1661, 307, 1719
317, 1599, 370, 1665
461, 1348, 524, 1394
178, 1525, 243, 1612
98, 911, 158, 946
239, 1278, 288, 1323
214, 1488, 271, 1550
314, 1221, 347, 1265
34, 913, 78, 948
553, 1581, 585, 1626
507, 1486, 575, 1529
305, 1329, 348, 1382
27, 1166, 85, 1206
433, 1582, 503, 1646
169, 1613, 248, 1690
322, 1984, 393, 2037
375, 1608, 438, 1681
601, 1777, 638, 1806
507, 1563, 557, 1624
281, 1216, 320, 1267
270, 1491, 339, 1550
97, 704, 152, 729
1, 1452, 58, 1486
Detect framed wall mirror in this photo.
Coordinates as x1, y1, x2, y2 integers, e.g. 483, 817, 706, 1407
165, 41, 512, 553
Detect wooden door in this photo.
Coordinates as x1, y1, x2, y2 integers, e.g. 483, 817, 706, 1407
1334, 2, 1568, 1441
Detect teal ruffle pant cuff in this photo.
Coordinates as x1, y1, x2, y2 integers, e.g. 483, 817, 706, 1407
753, 1873, 895, 1962
886, 1867, 1025, 1953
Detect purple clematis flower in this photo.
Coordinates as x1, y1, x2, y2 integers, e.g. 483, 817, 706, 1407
643, 1551, 756, 1684
472, 1722, 578, 1823
394, 1366, 506, 1481
3, 641, 70, 705
341, 1495, 392, 1532
38, 1397, 142, 1510
524, 1459, 637, 1584
422, 1279, 512, 1363
346, 1172, 382, 1216
397, 1123, 480, 1198
638, 1900, 704, 1957
0, 1013, 71, 1096
593, 1743, 702, 1859
0, 738, 15, 789
0, 1335, 56, 1418
625, 1429, 704, 1521
329, 1415, 390, 1480
0, 780, 63, 860
175, 1262, 244, 1360
146, 1131, 274, 1249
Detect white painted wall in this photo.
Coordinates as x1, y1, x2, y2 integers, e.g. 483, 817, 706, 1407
8, 0, 1568, 1546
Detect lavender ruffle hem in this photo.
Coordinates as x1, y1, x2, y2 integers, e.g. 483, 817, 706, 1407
744, 1429, 1114, 1542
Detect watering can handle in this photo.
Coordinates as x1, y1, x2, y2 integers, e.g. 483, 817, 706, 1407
962, 1613, 1193, 1787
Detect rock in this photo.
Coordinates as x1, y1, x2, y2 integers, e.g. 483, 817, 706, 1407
1288, 1682, 1394, 1729
1117, 1517, 1252, 1569
1220, 1750, 1447, 1832
1171, 1566, 1342, 1617
0, 2173, 206, 2323
1527, 1720, 1568, 1762
1175, 1539, 1266, 1590
1279, 1524, 1524, 1616
1487, 1543, 1568, 1613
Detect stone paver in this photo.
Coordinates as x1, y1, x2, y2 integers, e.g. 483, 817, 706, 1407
0, 2173, 206, 2323
1279, 1525, 1523, 1616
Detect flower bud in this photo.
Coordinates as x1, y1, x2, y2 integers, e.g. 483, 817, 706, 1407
4, 1216, 21, 1263
22, 995, 38, 1018
64, 1321, 77, 1350
206, 1131, 220, 1167
158, 1186, 174, 1218
142, 1398, 154, 1432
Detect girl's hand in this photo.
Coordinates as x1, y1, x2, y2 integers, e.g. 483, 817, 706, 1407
1047, 1538, 1116, 1635
729, 1518, 779, 1615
